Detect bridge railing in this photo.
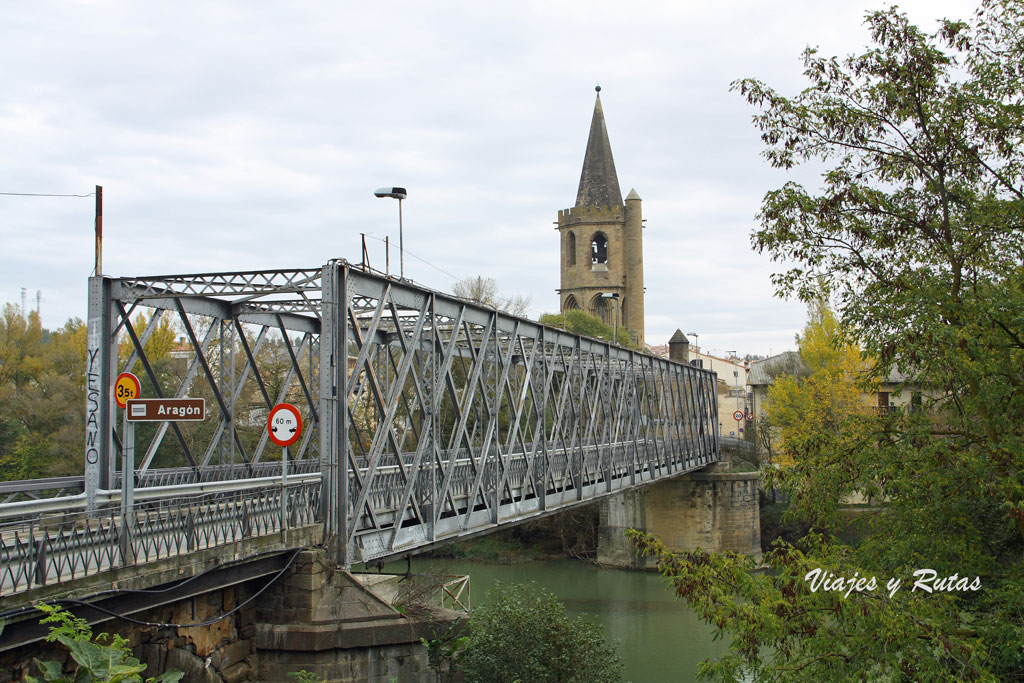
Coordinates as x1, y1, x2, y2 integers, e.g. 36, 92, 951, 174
0, 474, 320, 596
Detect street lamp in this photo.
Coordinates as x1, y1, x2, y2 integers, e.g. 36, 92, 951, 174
602, 293, 620, 343
374, 187, 407, 278
687, 332, 699, 367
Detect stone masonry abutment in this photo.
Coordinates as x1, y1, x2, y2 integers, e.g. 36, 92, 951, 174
597, 465, 762, 569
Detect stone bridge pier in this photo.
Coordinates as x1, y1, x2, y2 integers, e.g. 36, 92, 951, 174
597, 462, 762, 569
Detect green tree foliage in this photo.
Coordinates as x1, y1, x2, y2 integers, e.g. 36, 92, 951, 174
539, 309, 637, 349
0, 308, 87, 480
633, 3, 1024, 680
461, 582, 622, 683
28, 604, 182, 683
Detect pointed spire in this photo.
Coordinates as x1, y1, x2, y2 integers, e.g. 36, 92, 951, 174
575, 87, 623, 208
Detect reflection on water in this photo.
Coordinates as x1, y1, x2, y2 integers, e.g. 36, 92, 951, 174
388, 557, 730, 682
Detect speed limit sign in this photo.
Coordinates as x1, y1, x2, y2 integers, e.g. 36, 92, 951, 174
733, 410, 744, 422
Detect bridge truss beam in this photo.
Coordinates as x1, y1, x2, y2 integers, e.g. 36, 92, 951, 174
75, 261, 718, 571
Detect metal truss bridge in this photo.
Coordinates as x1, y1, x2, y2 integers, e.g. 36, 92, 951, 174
0, 262, 718, 597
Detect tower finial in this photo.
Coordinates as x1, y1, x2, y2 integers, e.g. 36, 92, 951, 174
595, 84, 601, 93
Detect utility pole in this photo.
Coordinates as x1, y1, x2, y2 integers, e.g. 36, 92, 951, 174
95, 185, 103, 276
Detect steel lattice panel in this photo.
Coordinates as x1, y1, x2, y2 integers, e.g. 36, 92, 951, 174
0, 259, 722, 594
320, 265, 719, 566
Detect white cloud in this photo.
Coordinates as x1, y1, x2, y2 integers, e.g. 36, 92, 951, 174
0, 0, 978, 353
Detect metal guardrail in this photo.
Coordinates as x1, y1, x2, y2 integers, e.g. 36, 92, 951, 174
0, 475, 321, 596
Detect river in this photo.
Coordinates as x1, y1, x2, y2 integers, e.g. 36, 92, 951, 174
397, 557, 731, 683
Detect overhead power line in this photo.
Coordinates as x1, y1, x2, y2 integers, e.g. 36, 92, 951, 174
0, 191, 95, 197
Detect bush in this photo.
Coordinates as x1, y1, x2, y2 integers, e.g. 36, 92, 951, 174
27, 604, 182, 683
461, 582, 622, 683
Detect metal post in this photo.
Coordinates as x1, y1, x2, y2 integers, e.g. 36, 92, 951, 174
281, 445, 289, 528
319, 262, 350, 567
94, 185, 102, 276
121, 413, 134, 564
398, 197, 404, 279
85, 277, 114, 514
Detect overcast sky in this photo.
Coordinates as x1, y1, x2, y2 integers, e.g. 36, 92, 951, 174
0, 0, 977, 357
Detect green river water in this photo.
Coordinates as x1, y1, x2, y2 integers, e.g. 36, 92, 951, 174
396, 557, 731, 683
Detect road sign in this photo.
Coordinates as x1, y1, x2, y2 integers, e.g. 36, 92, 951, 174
733, 410, 744, 421
126, 398, 206, 421
268, 403, 302, 448
114, 372, 141, 408
746, 412, 754, 421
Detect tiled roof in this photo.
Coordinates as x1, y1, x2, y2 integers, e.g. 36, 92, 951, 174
750, 351, 918, 386
749, 351, 802, 385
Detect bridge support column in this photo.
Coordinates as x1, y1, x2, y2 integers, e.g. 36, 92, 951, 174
597, 469, 761, 569
254, 549, 466, 683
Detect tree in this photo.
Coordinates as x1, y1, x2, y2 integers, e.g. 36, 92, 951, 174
0, 303, 44, 386
764, 299, 875, 527
460, 582, 622, 683
452, 276, 531, 317
0, 311, 87, 480
633, 3, 1024, 680
539, 309, 637, 349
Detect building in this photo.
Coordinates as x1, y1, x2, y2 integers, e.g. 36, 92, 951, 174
748, 351, 925, 434
557, 87, 645, 347
656, 330, 752, 438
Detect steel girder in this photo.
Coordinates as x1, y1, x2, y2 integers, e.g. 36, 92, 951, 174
85, 269, 325, 512
318, 263, 719, 567
84, 262, 719, 568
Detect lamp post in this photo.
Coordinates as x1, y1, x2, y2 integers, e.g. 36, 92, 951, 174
374, 187, 407, 278
602, 293, 621, 343
687, 332, 699, 367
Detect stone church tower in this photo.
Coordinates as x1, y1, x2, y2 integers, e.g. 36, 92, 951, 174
557, 88, 645, 347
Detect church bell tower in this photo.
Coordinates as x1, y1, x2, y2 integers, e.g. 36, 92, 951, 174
557, 87, 645, 347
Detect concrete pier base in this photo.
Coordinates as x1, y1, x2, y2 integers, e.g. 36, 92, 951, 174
597, 468, 761, 569
255, 550, 466, 683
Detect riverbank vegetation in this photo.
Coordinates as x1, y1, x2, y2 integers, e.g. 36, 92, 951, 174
633, 2, 1024, 679
428, 581, 622, 683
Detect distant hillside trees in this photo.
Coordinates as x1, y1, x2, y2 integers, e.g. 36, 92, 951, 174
0, 304, 87, 480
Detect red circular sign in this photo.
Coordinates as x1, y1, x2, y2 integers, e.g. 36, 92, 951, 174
733, 410, 744, 422
114, 372, 142, 409
268, 403, 303, 448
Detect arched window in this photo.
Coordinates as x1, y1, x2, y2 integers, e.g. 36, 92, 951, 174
592, 294, 609, 324
567, 231, 577, 266
563, 295, 579, 310
591, 232, 608, 264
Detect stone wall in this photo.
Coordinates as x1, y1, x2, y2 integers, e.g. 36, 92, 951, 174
1, 549, 466, 683
0, 583, 258, 683
597, 467, 762, 569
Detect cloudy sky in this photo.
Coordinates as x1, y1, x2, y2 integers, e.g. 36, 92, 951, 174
0, 0, 976, 357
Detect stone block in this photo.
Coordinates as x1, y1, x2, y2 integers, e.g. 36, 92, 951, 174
211, 639, 250, 670
219, 661, 250, 683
